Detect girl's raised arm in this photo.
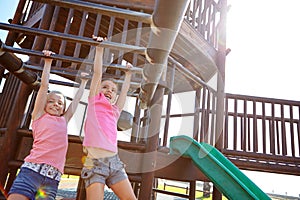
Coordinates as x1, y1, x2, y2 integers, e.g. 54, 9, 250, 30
116, 62, 132, 111
64, 72, 89, 122
89, 36, 105, 98
31, 50, 53, 120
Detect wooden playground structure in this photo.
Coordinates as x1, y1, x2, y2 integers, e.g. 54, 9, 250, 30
0, 0, 300, 199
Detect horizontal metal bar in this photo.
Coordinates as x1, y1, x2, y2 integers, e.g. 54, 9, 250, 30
115, 79, 140, 88
25, 63, 142, 77
26, 64, 141, 92
0, 23, 146, 54
2, 45, 142, 74
35, 68, 141, 91
0, 22, 98, 45
32, 0, 152, 24
24, 64, 93, 79
103, 63, 143, 73
168, 56, 216, 94
104, 42, 145, 55
49, 79, 79, 88
1, 43, 93, 64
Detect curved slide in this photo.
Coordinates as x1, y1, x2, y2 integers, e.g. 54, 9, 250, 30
169, 135, 271, 200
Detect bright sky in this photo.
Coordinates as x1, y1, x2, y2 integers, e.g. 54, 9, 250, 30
226, 0, 300, 101
1, 0, 300, 197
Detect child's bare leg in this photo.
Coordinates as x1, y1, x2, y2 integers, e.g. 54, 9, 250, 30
86, 182, 105, 200
7, 193, 29, 200
110, 178, 137, 200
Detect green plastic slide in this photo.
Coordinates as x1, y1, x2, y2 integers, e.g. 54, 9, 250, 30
169, 135, 271, 200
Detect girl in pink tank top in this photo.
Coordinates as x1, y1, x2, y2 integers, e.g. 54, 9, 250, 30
8, 50, 88, 200
81, 36, 137, 200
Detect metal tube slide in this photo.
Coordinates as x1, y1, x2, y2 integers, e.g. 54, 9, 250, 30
139, 0, 190, 109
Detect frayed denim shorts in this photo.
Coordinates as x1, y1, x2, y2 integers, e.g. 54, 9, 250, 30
81, 154, 128, 188
8, 167, 59, 200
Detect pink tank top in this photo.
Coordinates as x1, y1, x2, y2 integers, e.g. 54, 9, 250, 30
25, 113, 68, 173
83, 93, 120, 153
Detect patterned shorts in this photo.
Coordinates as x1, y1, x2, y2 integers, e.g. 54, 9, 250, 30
81, 154, 128, 188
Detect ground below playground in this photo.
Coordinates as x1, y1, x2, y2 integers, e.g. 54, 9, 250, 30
56, 176, 299, 200
56, 176, 119, 200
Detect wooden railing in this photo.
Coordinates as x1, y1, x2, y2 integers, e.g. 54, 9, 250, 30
184, 0, 223, 49
223, 93, 300, 175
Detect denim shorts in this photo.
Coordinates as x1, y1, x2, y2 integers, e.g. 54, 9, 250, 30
81, 154, 128, 188
8, 167, 59, 200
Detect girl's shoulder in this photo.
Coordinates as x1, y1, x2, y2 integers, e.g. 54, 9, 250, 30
32, 112, 47, 122
88, 92, 102, 100
34, 113, 65, 122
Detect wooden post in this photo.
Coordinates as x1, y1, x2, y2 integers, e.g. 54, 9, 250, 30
189, 181, 196, 200
138, 85, 164, 200
5, 0, 27, 46
214, 0, 227, 200
29, 4, 55, 65
0, 82, 32, 189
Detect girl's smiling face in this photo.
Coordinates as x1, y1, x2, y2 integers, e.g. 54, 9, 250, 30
44, 92, 65, 116
100, 80, 118, 104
